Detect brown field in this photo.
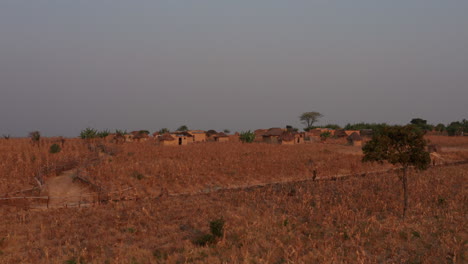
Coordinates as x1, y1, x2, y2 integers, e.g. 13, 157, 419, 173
0, 136, 467, 263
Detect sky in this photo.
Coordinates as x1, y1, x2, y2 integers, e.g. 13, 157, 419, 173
1, 1, 467, 137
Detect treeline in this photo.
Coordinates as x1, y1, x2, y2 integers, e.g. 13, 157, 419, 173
306, 118, 467, 136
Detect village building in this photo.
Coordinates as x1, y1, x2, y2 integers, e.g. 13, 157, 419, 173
130, 131, 149, 142
345, 130, 360, 136
254, 129, 268, 142
334, 130, 348, 138
229, 132, 240, 142
262, 128, 285, 144
171, 132, 193, 145
214, 132, 230, 142
347, 132, 363, 147
187, 130, 207, 142
205, 130, 218, 142
158, 133, 178, 146
305, 130, 322, 142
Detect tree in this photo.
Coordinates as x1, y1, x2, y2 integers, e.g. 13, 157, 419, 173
159, 128, 170, 134
299, 112, 323, 130
410, 118, 427, 126
362, 125, 431, 218
410, 118, 433, 132
446, 121, 463, 136
434, 123, 446, 133
223, 129, 231, 134
177, 125, 188, 132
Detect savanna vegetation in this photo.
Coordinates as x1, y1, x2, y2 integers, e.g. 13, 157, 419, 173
0, 133, 467, 263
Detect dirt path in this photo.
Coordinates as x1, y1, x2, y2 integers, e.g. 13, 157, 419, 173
37, 169, 97, 208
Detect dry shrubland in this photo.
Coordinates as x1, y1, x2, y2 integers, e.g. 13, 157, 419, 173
0, 136, 467, 263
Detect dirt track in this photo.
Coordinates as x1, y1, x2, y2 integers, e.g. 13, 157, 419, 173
37, 169, 97, 208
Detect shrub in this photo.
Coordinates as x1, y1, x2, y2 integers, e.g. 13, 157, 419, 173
115, 129, 127, 136
29, 131, 41, 143
49, 143, 61, 154
320, 131, 331, 141
239, 130, 255, 143
97, 129, 110, 138
193, 218, 225, 246
209, 218, 225, 238
80, 128, 98, 139
2, 134, 10, 140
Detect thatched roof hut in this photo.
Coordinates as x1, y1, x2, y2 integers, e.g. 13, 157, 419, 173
347, 132, 363, 146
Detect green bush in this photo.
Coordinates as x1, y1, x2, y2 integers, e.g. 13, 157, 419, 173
239, 130, 255, 143
80, 128, 98, 139
193, 218, 225, 246
97, 129, 110, 138
29, 131, 41, 142
49, 143, 61, 154
209, 218, 225, 238
320, 131, 331, 141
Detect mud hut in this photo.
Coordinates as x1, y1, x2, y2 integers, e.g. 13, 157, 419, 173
347, 132, 363, 146
187, 130, 207, 142
158, 133, 177, 146
214, 132, 230, 143
262, 128, 285, 144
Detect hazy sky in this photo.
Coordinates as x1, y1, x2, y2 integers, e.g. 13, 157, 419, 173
1, 1, 467, 137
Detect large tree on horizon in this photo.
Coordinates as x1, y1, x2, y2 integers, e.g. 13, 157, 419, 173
299, 112, 323, 130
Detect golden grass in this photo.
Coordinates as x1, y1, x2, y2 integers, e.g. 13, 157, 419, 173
0, 136, 467, 263
0, 165, 466, 263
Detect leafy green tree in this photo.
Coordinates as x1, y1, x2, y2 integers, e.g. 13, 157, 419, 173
159, 128, 170, 134
410, 118, 433, 132
177, 125, 188, 132
344, 122, 388, 131
300, 112, 323, 130
362, 125, 431, 218
434, 123, 446, 132
239, 130, 255, 143
446, 121, 463, 136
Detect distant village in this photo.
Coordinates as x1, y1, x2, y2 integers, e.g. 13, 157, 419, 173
107, 127, 365, 147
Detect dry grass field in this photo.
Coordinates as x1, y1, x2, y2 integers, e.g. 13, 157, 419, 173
0, 136, 467, 263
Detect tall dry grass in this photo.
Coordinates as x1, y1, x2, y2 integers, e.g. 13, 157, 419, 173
0, 164, 466, 263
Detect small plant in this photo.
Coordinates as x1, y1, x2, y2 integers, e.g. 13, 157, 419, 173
80, 128, 98, 139
115, 129, 127, 136
209, 218, 225, 238
97, 129, 110, 138
29, 131, 41, 145
239, 130, 255, 143
49, 143, 61, 154
2, 134, 10, 140
320, 131, 331, 142
131, 171, 145, 180
193, 218, 225, 246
